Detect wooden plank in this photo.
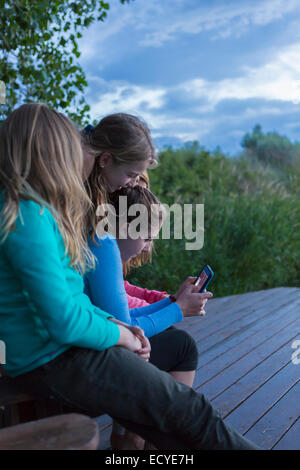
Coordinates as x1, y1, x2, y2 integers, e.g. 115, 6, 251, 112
178, 288, 270, 328
190, 287, 297, 327
244, 379, 300, 449
182, 287, 284, 337
194, 312, 299, 396
195, 318, 300, 399
273, 417, 300, 450
192, 290, 300, 355
216, 350, 299, 428
194, 294, 300, 368
193, 300, 300, 388
193, 290, 300, 360
184, 287, 294, 328
0, 413, 99, 450
173, 290, 264, 334
178, 288, 299, 340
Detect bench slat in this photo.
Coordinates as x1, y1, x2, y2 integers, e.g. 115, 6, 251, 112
0, 413, 99, 450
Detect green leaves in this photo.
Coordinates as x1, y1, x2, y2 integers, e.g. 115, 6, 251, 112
0, 0, 131, 124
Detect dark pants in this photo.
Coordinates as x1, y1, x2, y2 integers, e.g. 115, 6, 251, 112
12, 345, 260, 450
149, 327, 198, 372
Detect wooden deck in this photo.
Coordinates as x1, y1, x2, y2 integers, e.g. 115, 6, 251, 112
95, 287, 300, 450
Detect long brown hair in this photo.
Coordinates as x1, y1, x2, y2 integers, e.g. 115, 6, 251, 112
105, 185, 164, 276
81, 113, 158, 239
0, 103, 94, 273
123, 170, 153, 277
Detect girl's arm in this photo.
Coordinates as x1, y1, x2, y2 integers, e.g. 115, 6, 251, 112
124, 281, 168, 304
126, 291, 150, 308
4, 201, 120, 350
84, 235, 132, 325
129, 297, 183, 337
85, 236, 183, 338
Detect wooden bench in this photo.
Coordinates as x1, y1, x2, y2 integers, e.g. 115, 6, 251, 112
0, 413, 99, 450
0, 365, 67, 427
0, 365, 100, 449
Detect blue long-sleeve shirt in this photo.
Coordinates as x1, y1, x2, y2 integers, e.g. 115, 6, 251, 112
0, 198, 120, 377
84, 234, 183, 338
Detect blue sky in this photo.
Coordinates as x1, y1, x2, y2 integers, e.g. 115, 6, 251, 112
78, 0, 300, 156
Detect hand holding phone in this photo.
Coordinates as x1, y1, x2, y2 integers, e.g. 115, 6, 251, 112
172, 267, 214, 318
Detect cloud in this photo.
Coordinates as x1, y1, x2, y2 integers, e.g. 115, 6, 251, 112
87, 76, 214, 142
139, 0, 300, 46
83, 0, 300, 155
181, 42, 300, 107
87, 38, 300, 148
79, 0, 300, 59
88, 81, 166, 120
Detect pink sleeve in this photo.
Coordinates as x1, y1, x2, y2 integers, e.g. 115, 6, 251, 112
126, 292, 150, 309
124, 281, 168, 305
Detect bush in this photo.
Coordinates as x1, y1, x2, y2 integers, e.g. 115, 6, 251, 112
127, 140, 300, 297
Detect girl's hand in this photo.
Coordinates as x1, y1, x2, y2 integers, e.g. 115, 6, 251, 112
191, 287, 210, 316
129, 326, 151, 361
115, 323, 142, 353
109, 319, 150, 359
173, 277, 197, 301
175, 283, 213, 318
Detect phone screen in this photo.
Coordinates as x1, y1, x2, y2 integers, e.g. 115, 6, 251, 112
194, 270, 209, 289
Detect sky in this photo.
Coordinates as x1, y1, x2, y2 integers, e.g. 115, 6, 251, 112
78, 0, 300, 156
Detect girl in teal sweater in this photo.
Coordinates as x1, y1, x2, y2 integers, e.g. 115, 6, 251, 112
0, 103, 149, 377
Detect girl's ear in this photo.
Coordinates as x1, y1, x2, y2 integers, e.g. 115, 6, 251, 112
98, 152, 113, 169
118, 222, 129, 239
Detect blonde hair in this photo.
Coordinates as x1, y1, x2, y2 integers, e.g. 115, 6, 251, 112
137, 170, 150, 189
0, 103, 94, 274
81, 113, 158, 239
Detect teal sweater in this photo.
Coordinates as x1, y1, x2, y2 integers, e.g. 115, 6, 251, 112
0, 197, 120, 377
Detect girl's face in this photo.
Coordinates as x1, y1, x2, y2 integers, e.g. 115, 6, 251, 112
117, 225, 159, 263
119, 237, 153, 263
99, 155, 150, 192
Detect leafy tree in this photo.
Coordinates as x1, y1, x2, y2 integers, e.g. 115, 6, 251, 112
0, 0, 129, 125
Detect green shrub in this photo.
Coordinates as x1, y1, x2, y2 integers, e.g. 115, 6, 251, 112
127, 139, 300, 297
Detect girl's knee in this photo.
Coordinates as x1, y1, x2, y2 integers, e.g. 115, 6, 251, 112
172, 329, 198, 371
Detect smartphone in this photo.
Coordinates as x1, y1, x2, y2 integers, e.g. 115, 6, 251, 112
194, 265, 214, 293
